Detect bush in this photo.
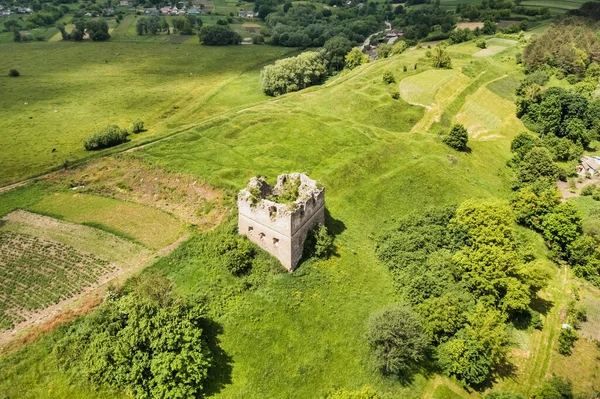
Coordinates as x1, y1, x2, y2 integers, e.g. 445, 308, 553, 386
532, 376, 574, 399
8, 69, 19, 77
366, 305, 430, 375
304, 224, 334, 259
429, 46, 452, 69
376, 44, 392, 59
391, 91, 400, 99
391, 40, 408, 55
131, 119, 144, 133
345, 47, 369, 70
382, 70, 395, 84
558, 327, 578, 355
220, 237, 255, 275
443, 124, 469, 151
83, 125, 129, 151
476, 38, 486, 49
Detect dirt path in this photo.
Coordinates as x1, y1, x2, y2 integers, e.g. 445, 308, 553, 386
557, 177, 599, 201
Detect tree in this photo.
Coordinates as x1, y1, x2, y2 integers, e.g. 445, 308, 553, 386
390, 40, 408, 55
86, 19, 111, 41
516, 147, 556, 186
131, 119, 144, 133
476, 38, 486, 49
260, 52, 328, 96
376, 44, 392, 59
511, 132, 539, 161
304, 224, 334, 259
538, 94, 562, 135
541, 202, 582, 254
13, 29, 21, 42
321, 36, 353, 72
366, 305, 430, 375
198, 25, 241, 45
430, 46, 452, 69
344, 47, 369, 70
438, 303, 509, 385
443, 124, 469, 151
557, 327, 578, 355
382, 70, 395, 84
483, 19, 497, 34
8, 69, 20, 77
54, 274, 213, 399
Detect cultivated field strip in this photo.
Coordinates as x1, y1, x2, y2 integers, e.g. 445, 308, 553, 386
0, 231, 118, 330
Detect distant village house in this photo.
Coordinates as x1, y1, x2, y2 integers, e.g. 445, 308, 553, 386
238, 10, 254, 18
578, 156, 600, 176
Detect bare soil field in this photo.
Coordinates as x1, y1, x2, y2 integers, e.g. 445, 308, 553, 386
45, 155, 228, 228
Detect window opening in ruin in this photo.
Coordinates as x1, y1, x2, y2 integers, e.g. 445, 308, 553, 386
248, 226, 253, 232
259, 232, 265, 240
273, 238, 279, 246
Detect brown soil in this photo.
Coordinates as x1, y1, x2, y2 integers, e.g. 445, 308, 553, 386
44, 154, 228, 229
557, 177, 600, 201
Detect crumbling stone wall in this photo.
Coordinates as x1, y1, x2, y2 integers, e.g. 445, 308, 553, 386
238, 173, 325, 271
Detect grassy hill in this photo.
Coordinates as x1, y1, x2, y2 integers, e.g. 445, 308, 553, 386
1, 34, 599, 398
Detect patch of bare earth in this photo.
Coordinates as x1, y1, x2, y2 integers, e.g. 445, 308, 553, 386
557, 177, 600, 201
45, 154, 228, 229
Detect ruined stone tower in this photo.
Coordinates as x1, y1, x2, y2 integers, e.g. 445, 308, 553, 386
238, 173, 325, 271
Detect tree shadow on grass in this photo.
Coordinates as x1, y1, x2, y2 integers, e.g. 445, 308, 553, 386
325, 207, 346, 237
531, 297, 554, 316
200, 319, 233, 398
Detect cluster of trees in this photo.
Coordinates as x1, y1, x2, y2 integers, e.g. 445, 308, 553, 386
443, 124, 468, 150
391, 4, 455, 41
136, 15, 170, 35
262, 3, 384, 47
509, 133, 600, 285
57, 19, 110, 41
173, 14, 203, 35
54, 274, 214, 398
198, 25, 241, 45
375, 202, 550, 385
522, 19, 600, 77
456, 0, 548, 22
27, 3, 66, 27
260, 51, 327, 96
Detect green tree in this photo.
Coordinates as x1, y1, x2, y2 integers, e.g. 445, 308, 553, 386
376, 44, 392, 59
54, 275, 213, 399
516, 147, 556, 186
321, 36, 353, 71
483, 20, 497, 34
382, 70, 395, 84
532, 376, 574, 399
304, 224, 334, 259
541, 202, 582, 254
345, 47, 369, 70
260, 52, 328, 96
537, 94, 562, 135
557, 327, 578, 355
390, 40, 408, 55
198, 25, 241, 45
131, 119, 144, 133
86, 19, 111, 41
366, 305, 430, 375
476, 37, 486, 49
430, 46, 452, 69
443, 124, 469, 151
511, 132, 539, 161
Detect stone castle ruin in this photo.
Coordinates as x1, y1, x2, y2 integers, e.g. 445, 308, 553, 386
238, 173, 325, 271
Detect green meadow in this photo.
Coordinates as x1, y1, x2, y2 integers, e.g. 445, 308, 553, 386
1, 23, 599, 399
0, 42, 294, 186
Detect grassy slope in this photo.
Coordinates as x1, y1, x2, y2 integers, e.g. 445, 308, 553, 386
0, 42, 294, 186
1, 36, 598, 398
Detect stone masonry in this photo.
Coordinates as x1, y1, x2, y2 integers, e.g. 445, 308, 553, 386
238, 173, 325, 271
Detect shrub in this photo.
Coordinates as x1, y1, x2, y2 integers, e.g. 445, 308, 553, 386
429, 46, 452, 69
220, 237, 255, 275
382, 70, 395, 84
366, 305, 429, 375
532, 376, 574, 399
304, 224, 334, 259
131, 119, 144, 133
403, 65, 407, 72
443, 124, 469, 151
83, 125, 129, 151
581, 185, 595, 196
391, 91, 400, 99
476, 38, 486, 49
8, 69, 19, 77
558, 327, 578, 355
390, 40, 408, 55
345, 47, 369, 70
376, 44, 392, 59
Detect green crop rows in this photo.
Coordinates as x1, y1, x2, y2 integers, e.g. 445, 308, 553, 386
0, 231, 117, 330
